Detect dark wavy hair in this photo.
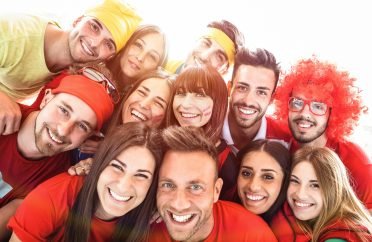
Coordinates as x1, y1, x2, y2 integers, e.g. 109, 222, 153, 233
64, 122, 164, 242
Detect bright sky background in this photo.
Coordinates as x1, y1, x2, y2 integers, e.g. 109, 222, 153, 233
2, 0, 371, 157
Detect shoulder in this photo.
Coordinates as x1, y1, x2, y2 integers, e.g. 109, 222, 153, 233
332, 140, 370, 164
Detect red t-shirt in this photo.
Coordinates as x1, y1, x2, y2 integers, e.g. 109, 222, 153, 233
8, 173, 116, 242
150, 200, 278, 242
0, 130, 70, 207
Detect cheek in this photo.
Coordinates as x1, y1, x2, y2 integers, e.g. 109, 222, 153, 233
149, 108, 166, 126
200, 104, 213, 118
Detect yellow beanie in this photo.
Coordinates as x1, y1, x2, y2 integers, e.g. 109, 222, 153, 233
85, 0, 142, 52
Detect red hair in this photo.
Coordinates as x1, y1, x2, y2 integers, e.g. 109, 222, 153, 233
274, 57, 367, 142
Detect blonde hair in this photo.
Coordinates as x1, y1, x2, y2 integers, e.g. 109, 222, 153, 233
292, 146, 372, 242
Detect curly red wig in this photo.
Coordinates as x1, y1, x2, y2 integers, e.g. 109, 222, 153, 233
274, 57, 367, 142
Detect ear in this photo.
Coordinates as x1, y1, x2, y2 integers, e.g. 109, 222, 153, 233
40, 89, 54, 109
72, 15, 84, 27
213, 178, 224, 203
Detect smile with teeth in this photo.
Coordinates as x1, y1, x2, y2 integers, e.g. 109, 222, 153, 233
193, 56, 203, 67
246, 193, 265, 201
108, 188, 132, 202
294, 200, 313, 208
297, 121, 313, 128
170, 212, 194, 223
131, 109, 148, 121
238, 107, 257, 115
180, 112, 199, 118
47, 128, 63, 144
81, 40, 94, 56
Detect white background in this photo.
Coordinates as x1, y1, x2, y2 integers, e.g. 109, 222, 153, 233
2, 0, 371, 157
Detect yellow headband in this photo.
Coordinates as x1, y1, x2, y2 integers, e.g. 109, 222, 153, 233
203, 27, 235, 65
85, 0, 142, 52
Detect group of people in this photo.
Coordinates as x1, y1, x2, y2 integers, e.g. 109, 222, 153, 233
1, 0, 371, 241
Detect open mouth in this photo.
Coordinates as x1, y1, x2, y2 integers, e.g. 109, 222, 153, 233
108, 188, 132, 202
47, 127, 63, 144
81, 39, 95, 57
238, 106, 258, 117
294, 199, 313, 208
180, 112, 199, 118
168, 211, 196, 224
131, 109, 148, 121
245, 193, 265, 201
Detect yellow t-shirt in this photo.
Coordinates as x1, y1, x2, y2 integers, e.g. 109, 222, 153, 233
0, 14, 57, 101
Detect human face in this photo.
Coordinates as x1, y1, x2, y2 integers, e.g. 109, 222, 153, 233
288, 91, 330, 145
35, 93, 97, 157
237, 151, 284, 215
173, 88, 213, 128
69, 17, 116, 63
184, 37, 228, 74
229, 65, 275, 130
120, 32, 164, 79
157, 150, 223, 242
287, 161, 323, 221
122, 78, 170, 128
95, 146, 155, 220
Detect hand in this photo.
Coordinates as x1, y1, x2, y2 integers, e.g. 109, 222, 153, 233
78, 133, 104, 154
0, 91, 21, 135
68, 158, 93, 176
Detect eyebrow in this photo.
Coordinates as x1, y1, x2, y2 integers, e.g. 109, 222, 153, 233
241, 166, 277, 174
138, 38, 161, 58
236, 82, 272, 91
114, 158, 153, 175
140, 85, 167, 104
60, 101, 94, 131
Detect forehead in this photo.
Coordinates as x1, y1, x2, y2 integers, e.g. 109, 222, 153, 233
116, 146, 156, 171
234, 65, 275, 89
242, 151, 282, 172
160, 150, 216, 182
138, 78, 170, 95
292, 161, 317, 180
199, 37, 226, 53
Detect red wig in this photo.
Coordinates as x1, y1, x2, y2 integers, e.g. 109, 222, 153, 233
274, 57, 367, 142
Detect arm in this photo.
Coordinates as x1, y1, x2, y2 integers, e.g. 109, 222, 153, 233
0, 91, 21, 135
0, 199, 23, 241
9, 232, 21, 242
68, 158, 93, 176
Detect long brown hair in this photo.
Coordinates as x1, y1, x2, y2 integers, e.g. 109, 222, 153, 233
165, 65, 228, 144
64, 122, 164, 242
104, 69, 174, 135
291, 146, 372, 242
106, 24, 169, 92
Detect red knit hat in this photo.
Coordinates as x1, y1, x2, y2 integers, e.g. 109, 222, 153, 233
52, 75, 114, 131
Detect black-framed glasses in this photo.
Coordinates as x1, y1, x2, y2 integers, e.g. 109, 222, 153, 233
288, 97, 329, 116
79, 67, 120, 104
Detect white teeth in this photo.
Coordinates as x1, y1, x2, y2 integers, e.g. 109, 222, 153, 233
48, 128, 63, 144
180, 112, 198, 118
194, 56, 203, 67
109, 189, 131, 202
238, 107, 256, 115
172, 213, 193, 223
131, 110, 147, 121
246, 194, 265, 201
294, 201, 312, 207
298, 121, 312, 128
81, 41, 94, 56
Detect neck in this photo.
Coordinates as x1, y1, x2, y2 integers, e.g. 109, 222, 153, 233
44, 23, 72, 72
299, 134, 328, 148
17, 111, 44, 159
188, 214, 215, 242
228, 113, 261, 150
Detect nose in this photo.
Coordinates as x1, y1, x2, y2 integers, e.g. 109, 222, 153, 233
198, 49, 213, 64
247, 175, 261, 192
117, 172, 133, 192
139, 97, 151, 109
136, 50, 146, 63
299, 103, 312, 118
57, 120, 74, 136
294, 184, 308, 200
180, 94, 194, 108
170, 189, 191, 210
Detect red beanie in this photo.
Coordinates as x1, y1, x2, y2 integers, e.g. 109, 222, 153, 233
52, 75, 114, 131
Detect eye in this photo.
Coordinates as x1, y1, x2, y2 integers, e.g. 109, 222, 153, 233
90, 22, 99, 32
200, 38, 211, 47
105, 41, 115, 51
110, 161, 124, 172
148, 53, 158, 63
175, 89, 186, 96
58, 106, 69, 116
292, 98, 303, 108
134, 41, 143, 49
135, 173, 150, 180
257, 90, 268, 96
310, 183, 320, 189
137, 89, 146, 97
190, 184, 202, 191
289, 178, 299, 184
160, 182, 175, 190
216, 53, 226, 64
263, 174, 274, 180
78, 122, 88, 132
195, 92, 206, 97
154, 100, 165, 109
241, 169, 252, 177
237, 85, 248, 92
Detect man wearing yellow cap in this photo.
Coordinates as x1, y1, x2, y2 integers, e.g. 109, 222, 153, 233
0, 74, 114, 240
165, 20, 244, 75
0, 0, 141, 135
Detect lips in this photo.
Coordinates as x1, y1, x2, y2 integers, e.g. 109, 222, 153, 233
80, 39, 95, 57
168, 211, 195, 224
108, 188, 132, 202
245, 193, 265, 201
131, 109, 148, 121
128, 59, 140, 71
293, 199, 313, 208
47, 127, 64, 144
180, 112, 199, 118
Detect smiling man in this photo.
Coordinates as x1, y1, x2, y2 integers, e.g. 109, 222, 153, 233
0, 0, 141, 135
223, 47, 291, 154
151, 126, 277, 242
0, 74, 113, 239
165, 20, 244, 75
274, 57, 372, 212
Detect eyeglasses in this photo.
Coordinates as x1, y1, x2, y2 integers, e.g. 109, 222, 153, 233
79, 67, 120, 104
288, 97, 329, 116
